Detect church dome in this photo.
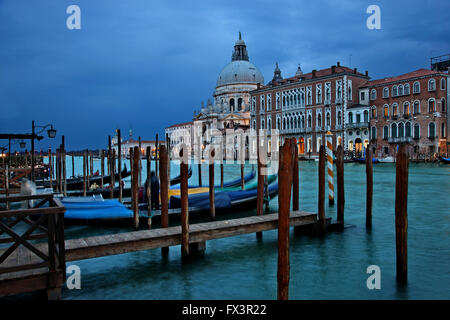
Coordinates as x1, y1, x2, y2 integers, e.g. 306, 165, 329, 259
216, 60, 264, 87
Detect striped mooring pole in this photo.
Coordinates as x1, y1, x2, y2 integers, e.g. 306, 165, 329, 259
326, 131, 334, 205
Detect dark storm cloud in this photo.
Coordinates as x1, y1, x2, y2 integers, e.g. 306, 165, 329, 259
0, 0, 449, 151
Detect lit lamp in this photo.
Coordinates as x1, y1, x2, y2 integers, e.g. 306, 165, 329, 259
47, 125, 57, 138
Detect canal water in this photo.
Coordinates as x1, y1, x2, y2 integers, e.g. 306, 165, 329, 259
32, 159, 450, 299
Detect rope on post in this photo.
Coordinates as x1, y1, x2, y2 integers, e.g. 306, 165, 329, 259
326, 131, 334, 206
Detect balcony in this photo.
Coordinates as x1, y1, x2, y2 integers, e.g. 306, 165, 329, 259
403, 113, 411, 119
345, 122, 369, 129
388, 137, 412, 144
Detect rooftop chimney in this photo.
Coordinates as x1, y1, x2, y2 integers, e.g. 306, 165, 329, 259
337, 61, 340, 67
365, 70, 368, 77
257, 83, 261, 89
331, 65, 336, 74
312, 69, 317, 77
353, 68, 357, 74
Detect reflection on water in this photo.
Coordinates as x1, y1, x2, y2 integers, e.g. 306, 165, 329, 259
34, 159, 450, 299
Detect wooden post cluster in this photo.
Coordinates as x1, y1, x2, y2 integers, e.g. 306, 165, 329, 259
395, 143, 408, 284
220, 161, 224, 188
159, 145, 169, 256
318, 145, 326, 235
366, 143, 373, 229
86, 149, 90, 192
155, 133, 159, 177
336, 145, 345, 222
277, 138, 296, 300
292, 140, 299, 211
100, 150, 104, 188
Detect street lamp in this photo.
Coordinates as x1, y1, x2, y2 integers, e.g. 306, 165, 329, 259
31, 121, 57, 181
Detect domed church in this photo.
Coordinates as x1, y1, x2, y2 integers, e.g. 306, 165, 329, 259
194, 33, 264, 132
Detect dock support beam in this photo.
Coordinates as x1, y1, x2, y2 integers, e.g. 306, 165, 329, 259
180, 147, 189, 259
318, 145, 326, 235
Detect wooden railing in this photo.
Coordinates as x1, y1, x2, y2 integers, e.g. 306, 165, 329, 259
0, 194, 66, 281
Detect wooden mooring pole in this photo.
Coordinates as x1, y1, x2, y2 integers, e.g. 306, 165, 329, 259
83, 150, 87, 197
318, 145, 326, 235
48, 148, 53, 191
220, 161, 224, 189
110, 149, 115, 199
336, 145, 345, 222
277, 138, 295, 300
146, 146, 152, 229
395, 143, 408, 284
366, 143, 373, 229
71, 152, 75, 179
256, 134, 264, 239
209, 149, 215, 220
159, 145, 169, 256
155, 133, 159, 177
118, 129, 122, 203
292, 139, 299, 211
100, 150, 104, 188
132, 146, 140, 230
180, 148, 189, 258
86, 149, 90, 191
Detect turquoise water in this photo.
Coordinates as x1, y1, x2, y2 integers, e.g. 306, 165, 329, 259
27, 159, 450, 299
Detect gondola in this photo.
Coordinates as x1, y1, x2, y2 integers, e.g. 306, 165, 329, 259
35, 167, 131, 191
354, 157, 379, 164
440, 157, 450, 164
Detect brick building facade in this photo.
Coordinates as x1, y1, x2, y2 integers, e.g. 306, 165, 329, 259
364, 69, 449, 158
250, 62, 370, 157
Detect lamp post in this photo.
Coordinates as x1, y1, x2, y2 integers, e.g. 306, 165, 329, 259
31, 121, 57, 181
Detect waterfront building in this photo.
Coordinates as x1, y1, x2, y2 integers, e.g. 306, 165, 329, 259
250, 62, 370, 157
364, 68, 449, 158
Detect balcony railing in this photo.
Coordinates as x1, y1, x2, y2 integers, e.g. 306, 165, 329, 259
345, 122, 370, 129
388, 136, 412, 144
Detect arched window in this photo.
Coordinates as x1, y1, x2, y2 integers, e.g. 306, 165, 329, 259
428, 79, 436, 91
337, 111, 342, 126
370, 89, 376, 100
383, 87, 389, 98
277, 117, 281, 129
294, 117, 298, 129
371, 126, 377, 140
261, 119, 265, 130
268, 117, 272, 131
392, 123, 398, 138
441, 78, 446, 90
404, 83, 410, 95
318, 113, 322, 128
307, 115, 312, 128
356, 113, 361, 123
371, 106, 377, 118
301, 115, 305, 128
405, 122, 411, 137
392, 103, 398, 116
429, 99, 435, 113
442, 123, 446, 137
414, 123, 420, 139
348, 112, 353, 123
441, 98, 446, 113
384, 105, 389, 117
252, 120, 256, 129
413, 81, 420, 93
326, 113, 331, 127
413, 101, 420, 114
398, 122, 404, 138
230, 98, 235, 112
429, 122, 435, 138
383, 126, 389, 139
283, 118, 286, 130
238, 98, 243, 111
403, 102, 410, 116
398, 85, 404, 96
363, 110, 369, 122
392, 86, 398, 97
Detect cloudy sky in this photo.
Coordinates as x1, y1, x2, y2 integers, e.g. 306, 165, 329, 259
0, 0, 449, 151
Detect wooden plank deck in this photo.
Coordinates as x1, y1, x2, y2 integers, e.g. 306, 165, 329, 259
0, 211, 316, 296
64, 211, 317, 261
